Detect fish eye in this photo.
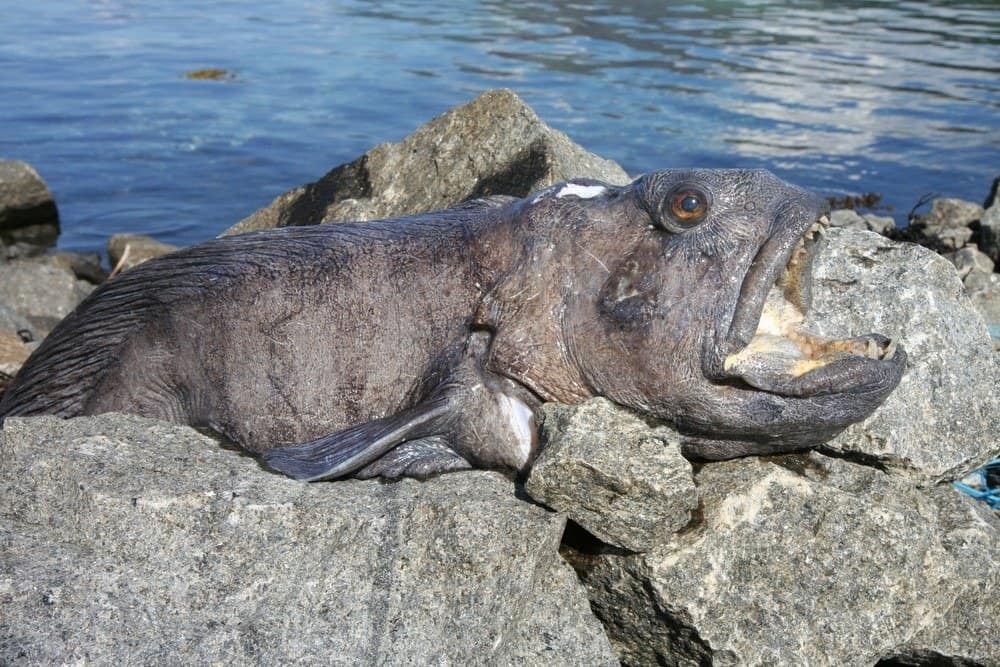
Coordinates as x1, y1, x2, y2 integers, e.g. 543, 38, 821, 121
666, 187, 710, 226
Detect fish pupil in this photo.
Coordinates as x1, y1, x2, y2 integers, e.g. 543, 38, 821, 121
681, 195, 700, 213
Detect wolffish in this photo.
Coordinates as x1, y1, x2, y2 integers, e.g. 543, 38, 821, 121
0, 170, 906, 480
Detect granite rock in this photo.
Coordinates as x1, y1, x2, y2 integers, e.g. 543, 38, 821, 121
880, 490, 1000, 666
570, 454, 1000, 666
224, 89, 629, 235
0, 159, 59, 252
944, 244, 995, 288
38, 250, 108, 284
828, 209, 895, 236
968, 272, 1000, 323
861, 212, 895, 236
0, 414, 616, 665
804, 228, 1000, 481
525, 399, 697, 552
828, 209, 867, 230
978, 202, 1000, 265
967, 273, 1000, 351
908, 197, 983, 251
0, 304, 31, 336
0, 260, 93, 339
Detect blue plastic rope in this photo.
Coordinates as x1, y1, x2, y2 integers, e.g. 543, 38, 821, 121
953, 457, 1000, 510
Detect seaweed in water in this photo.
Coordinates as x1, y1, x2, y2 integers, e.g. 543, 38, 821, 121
826, 192, 888, 212
184, 68, 235, 81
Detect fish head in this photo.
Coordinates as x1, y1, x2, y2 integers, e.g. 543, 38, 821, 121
552, 169, 906, 459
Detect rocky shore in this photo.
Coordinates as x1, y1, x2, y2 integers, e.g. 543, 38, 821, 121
2, 90, 998, 665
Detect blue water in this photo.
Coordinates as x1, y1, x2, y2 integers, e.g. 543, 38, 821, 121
1, 1, 998, 254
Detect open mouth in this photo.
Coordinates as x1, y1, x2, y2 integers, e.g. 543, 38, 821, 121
718, 214, 902, 397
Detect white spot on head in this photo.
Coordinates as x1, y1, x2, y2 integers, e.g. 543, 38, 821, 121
556, 183, 607, 200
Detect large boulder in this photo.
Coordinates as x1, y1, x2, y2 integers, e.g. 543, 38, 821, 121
0, 260, 94, 339
804, 228, 1000, 482
569, 454, 1000, 666
0, 414, 616, 665
525, 399, 697, 553
0, 160, 59, 255
224, 89, 630, 235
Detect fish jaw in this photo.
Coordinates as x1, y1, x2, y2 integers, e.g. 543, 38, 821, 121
704, 203, 906, 402
679, 201, 907, 459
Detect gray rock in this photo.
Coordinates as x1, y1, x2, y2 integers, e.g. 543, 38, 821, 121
978, 203, 1000, 265
967, 273, 1000, 351
937, 225, 975, 250
0, 159, 59, 251
1, 241, 47, 262
882, 488, 1000, 667
0, 414, 616, 665
0, 303, 30, 336
0, 260, 93, 338
507, 557, 619, 666
570, 454, 1000, 666
224, 89, 630, 235
968, 271, 1000, 323
828, 209, 867, 230
37, 250, 108, 284
525, 399, 697, 552
909, 197, 983, 251
926, 197, 984, 228
828, 209, 895, 236
942, 245, 1000, 350
944, 244, 995, 287
107, 233, 179, 272
862, 212, 896, 235
804, 229, 1000, 481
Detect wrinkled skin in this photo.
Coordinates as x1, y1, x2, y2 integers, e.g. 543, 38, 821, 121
0, 170, 906, 479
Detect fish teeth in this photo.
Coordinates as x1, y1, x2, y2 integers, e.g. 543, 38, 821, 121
884, 338, 897, 360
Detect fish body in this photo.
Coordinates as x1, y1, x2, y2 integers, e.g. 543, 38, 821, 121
0, 171, 906, 480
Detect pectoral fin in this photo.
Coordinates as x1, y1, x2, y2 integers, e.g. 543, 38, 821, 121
260, 396, 451, 482
353, 436, 472, 480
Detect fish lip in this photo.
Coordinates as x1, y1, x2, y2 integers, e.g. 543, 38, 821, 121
704, 197, 906, 398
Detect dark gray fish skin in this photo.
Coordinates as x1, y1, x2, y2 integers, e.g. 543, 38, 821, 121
0, 170, 906, 479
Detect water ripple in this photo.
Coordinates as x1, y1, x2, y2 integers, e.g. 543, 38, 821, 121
0, 0, 996, 251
